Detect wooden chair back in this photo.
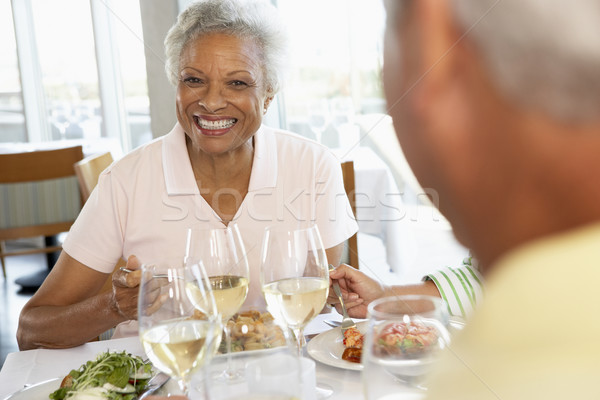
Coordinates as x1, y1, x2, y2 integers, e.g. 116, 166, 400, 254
74, 152, 113, 203
341, 161, 359, 269
72, 151, 120, 341
0, 146, 84, 277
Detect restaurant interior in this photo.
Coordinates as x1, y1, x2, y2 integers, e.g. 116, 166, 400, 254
0, 0, 469, 398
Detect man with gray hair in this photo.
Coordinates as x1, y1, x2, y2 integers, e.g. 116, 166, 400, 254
382, 0, 600, 398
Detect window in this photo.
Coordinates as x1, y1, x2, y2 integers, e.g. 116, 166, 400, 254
276, 0, 386, 149
31, 0, 101, 141
0, 1, 25, 143
102, 0, 152, 149
3, 0, 150, 153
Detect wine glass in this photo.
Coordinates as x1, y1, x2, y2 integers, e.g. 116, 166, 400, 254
362, 295, 452, 399
330, 97, 355, 129
307, 99, 331, 143
260, 225, 329, 356
138, 258, 221, 398
185, 223, 250, 381
50, 105, 71, 140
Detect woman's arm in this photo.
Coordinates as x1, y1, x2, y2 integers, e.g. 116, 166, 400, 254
423, 262, 484, 318
328, 264, 440, 318
17, 252, 140, 350
329, 261, 484, 319
325, 243, 344, 267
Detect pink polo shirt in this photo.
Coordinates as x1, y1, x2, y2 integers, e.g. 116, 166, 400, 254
64, 123, 357, 313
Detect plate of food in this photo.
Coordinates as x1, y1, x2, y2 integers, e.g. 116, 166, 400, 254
3, 350, 171, 400
307, 317, 465, 371
307, 321, 367, 371
215, 310, 287, 357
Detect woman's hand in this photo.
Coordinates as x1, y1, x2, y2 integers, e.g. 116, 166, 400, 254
111, 255, 142, 320
327, 264, 387, 319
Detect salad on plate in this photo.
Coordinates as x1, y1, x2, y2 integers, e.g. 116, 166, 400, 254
49, 350, 153, 400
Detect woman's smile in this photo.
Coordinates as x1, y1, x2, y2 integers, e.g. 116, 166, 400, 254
193, 115, 238, 136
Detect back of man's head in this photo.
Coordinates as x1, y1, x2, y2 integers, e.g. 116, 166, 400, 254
452, 0, 600, 121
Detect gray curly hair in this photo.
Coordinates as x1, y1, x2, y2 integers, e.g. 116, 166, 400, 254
164, 0, 288, 95
385, 0, 600, 122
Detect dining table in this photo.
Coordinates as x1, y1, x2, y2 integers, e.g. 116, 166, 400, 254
0, 311, 425, 400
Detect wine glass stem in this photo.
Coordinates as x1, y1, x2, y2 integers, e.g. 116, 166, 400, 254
177, 377, 190, 396
292, 327, 304, 357
224, 323, 234, 375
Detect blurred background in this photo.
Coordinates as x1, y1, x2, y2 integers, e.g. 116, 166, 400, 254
0, 0, 467, 365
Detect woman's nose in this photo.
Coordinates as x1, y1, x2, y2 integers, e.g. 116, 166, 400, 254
198, 84, 226, 112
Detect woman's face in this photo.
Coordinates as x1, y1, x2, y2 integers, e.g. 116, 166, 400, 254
176, 33, 272, 156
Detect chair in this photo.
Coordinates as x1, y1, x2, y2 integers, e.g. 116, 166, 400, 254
73, 153, 119, 288
73, 151, 122, 341
341, 161, 359, 269
74, 152, 113, 203
0, 146, 84, 278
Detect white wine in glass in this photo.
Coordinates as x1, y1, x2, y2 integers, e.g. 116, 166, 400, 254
260, 225, 329, 356
262, 277, 328, 331
138, 258, 221, 398
185, 223, 250, 381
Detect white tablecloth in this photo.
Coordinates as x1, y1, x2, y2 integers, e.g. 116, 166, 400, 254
0, 311, 424, 400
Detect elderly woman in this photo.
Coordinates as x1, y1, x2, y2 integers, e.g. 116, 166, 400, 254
17, 0, 357, 350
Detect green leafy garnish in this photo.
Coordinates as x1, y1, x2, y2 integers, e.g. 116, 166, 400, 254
49, 351, 152, 400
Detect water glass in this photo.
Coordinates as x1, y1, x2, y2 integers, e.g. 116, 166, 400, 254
362, 295, 451, 399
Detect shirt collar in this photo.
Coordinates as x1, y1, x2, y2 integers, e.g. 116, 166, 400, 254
248, 125, 278, 191
162, 123, 278, 195
162, 123, 198, 195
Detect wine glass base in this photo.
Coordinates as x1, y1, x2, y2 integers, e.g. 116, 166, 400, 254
316, 382, 334, 399
209, 354, 247, 382
212, 368, 245, 383
392, 375, 429, 391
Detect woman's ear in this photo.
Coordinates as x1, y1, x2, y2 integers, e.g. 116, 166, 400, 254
263, 96, 274, 114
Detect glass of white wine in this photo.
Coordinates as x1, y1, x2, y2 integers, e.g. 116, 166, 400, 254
260, 225, 329, 356
185, 223, 250, 381
138, 258, 221, 398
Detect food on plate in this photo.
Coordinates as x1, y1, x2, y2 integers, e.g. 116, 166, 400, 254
341, 347, 362, 364
225, 310, 286, 352
192, 309, 286, 352
374, 320, 439, 358
49, 350, 152, 400
341, 326, 364, 364
342, 326, 364, 349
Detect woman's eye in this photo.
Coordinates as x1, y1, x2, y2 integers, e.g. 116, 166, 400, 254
181, 77, 203, 87
230, 80, 248, 88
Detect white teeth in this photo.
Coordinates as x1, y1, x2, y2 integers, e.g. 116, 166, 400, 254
195, 117, 236, 130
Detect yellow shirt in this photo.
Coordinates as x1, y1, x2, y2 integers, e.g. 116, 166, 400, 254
425, 223, 600, 400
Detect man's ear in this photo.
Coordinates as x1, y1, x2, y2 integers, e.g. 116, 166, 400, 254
411, 0, 465, 108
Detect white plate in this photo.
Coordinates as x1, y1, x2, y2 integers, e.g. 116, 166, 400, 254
2, 377, 176, 400
306, 318, 466, 371
215, 344, 284, 359
2, 378, 62, 400
307, 321, 367, 371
